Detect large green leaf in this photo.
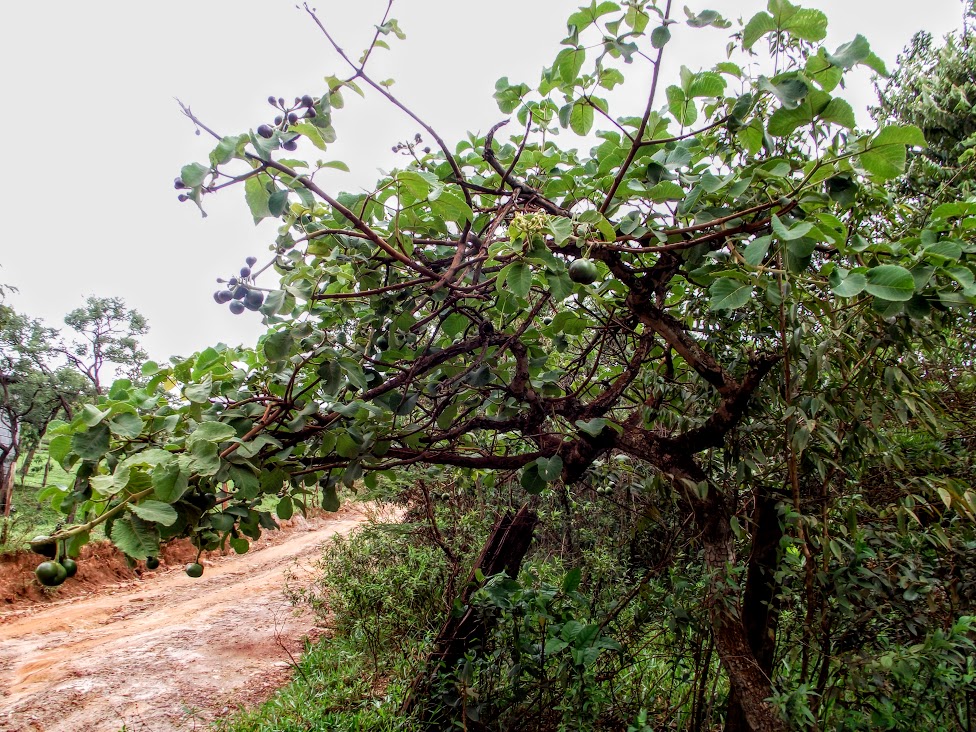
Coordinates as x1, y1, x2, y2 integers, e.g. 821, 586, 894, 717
110, 514, 159, 560
130, 500, 179, 527
859, 125, 927, 181
743, 2, 827, 50
109, 413, 143, 439
71, 424, 110, 461
709, 278, 754, 310
864, 265, 916, 301
152, 461, 189, 503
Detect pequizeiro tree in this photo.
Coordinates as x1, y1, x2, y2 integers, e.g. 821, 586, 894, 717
36, 2, 976, 730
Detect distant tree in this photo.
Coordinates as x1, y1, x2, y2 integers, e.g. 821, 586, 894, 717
59, 296, 149, 395
0, 301, 86, 519
872, 2, 976, 218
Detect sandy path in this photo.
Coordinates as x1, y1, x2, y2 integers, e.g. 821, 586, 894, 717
0, 510, 366, 732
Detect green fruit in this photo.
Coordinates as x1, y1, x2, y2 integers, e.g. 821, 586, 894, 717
568, 258, 599, 285
30, 535, 57, 559
185, 562, 204, 578
60, 558, 78, 578
146, 556, 160, 570
36, 561, 67, 587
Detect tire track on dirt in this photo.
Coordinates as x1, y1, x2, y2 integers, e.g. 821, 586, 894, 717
0, 509, 367, 732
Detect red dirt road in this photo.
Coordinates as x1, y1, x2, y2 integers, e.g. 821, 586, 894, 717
0, 509, 366, 732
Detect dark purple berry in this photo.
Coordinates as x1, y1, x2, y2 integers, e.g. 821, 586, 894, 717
301, 95, 314, 107
274, 115, 283, 125
282, 140, 298, 152
287, 112, 298, 124
229, 277, 239, 286
178, 194, 188, 202
244, 290, 265, 310
233, 286, 248, 300
304, 108, 317, 119
214, 290, 234, 304
257, 124, 274, 139
174, 178, 186, 189
267, 95, 277, 106
240, 266, 252, 278
229, 301, 246, 315
278, 97, 285, 107
245, 256, 257, 267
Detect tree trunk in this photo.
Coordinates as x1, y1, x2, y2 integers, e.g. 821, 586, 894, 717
403, 503, 538, 725
682, 467, 788, 732
725, 487, 785, 732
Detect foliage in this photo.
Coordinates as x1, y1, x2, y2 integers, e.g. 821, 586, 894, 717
872, 10, 976, 217
59, 296, 149, 395
33, 1, 976, 729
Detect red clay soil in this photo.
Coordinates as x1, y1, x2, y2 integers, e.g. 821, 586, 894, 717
0, 506, 371, 732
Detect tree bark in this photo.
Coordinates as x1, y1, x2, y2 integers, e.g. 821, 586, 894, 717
725, 487, 785, 732
682, 467, 788, 732
403, 504, 538, 725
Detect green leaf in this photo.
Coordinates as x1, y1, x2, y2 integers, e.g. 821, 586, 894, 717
859, 125, 927, 181
290, 121, 329, 150
180, 162, 209, 188
555, 46, 586, 84
825, 34, 870, 70
268, 189, 289, 217
743, 3, 826, 49
576, 418, 609, 437
188, 421, 237, 444
110, 514, 159, 560
81, 404, 110, 427
562, 567, 583, 593
152, 461, 189, 503
771, 214, 814, 241
109, 413, 143, 439
709, 278, 754, 310
321, 482, 341, 512
71, 424, 110, 461
263, 330, 293, 363
743, 236, 772, 266
864, 265, 916, 302
429, 189, 473, 224
520, 463, 547, 494
48, 434, 72, 464
828, 268, 867, 297
504, 261, 534, 298
244, 175, 271, 222
130, 500, 179, 527
276, 495, 294, 520
535, 455, 564, 482
651, 25, 671, 49
183, 373, 213, 403
569, 101, 594, 135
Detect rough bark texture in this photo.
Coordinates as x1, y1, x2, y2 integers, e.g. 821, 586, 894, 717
725, 487, 785, 732
682, 467, 788, 732
403, 504, 538, 725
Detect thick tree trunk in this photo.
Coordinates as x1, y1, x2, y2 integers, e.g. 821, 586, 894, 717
684, 470, 788, 732
403, 504, 538, 725
725, 487, 785, 732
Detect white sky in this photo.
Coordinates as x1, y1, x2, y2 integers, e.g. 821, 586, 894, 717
0, 1, 965, 364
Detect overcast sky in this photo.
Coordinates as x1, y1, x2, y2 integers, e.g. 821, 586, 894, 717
0, 1, 965, 365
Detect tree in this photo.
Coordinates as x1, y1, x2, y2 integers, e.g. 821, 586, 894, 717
871, 2, 976, 218
60, 296, 149, 395
0, 299, 86, 521
37, 2, 976, 729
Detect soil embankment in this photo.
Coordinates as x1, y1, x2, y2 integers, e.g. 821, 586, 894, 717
0, 508, 366, 732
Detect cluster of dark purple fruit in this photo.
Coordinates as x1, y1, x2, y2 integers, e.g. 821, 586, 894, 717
256, 94, 318, 151
214, 256, 265, 314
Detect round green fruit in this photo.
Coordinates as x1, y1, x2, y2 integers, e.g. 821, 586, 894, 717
146, 556, 160, 570
568, 258, 599, 285
30, 535, 57, 559
60, 558, 78, 578
36, 561, 68, 587
185, 562, 204, 578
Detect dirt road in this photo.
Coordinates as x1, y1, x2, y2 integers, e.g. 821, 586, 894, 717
0, 510, 366, 732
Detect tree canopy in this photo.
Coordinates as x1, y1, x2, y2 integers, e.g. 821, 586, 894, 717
33, 2, 976, 729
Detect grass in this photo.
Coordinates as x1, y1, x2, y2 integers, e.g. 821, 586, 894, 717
0, 448, 80, 553
212, 632, 423, 732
